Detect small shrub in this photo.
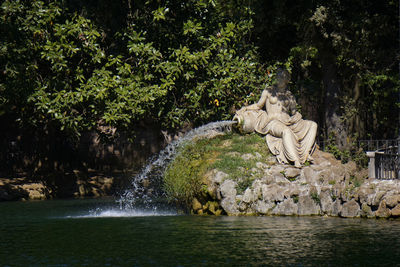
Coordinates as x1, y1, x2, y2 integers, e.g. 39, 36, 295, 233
310, 192, 321, 205
324, 133, 369, 168
236, 174, 255, 195
353, 148, 369, 168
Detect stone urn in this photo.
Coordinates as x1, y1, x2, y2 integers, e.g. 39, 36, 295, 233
233, 107, 266, 133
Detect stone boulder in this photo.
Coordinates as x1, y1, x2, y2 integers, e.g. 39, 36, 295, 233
219, 179, 239, 215
391, 204, 400, 217
272, 198, 298, 215
297, 195, 320, 215
319, 190, 334, 215
375, 200, 391, 218
340, 199, 360, 218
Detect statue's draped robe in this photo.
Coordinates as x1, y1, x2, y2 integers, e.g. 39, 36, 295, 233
236, 109, 316, 164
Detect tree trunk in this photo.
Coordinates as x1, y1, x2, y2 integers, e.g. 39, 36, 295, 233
320, 49, 348, 149
352, 76, 365, 139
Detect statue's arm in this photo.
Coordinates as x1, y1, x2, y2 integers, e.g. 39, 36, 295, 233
246, 89, 269, 110
289, 110, 302, 123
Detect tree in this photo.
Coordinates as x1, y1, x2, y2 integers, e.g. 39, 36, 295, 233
251, 0, 399, 145
1, 0, 265, 137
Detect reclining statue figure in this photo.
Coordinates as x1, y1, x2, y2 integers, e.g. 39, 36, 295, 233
233, 70, 317, 168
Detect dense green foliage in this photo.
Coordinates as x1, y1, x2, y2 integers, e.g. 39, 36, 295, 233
1, 0, 264, 139
163, 133, 271, 207
0, 0, 398, 175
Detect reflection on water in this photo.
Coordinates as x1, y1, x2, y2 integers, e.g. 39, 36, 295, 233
0, 198, 399, 266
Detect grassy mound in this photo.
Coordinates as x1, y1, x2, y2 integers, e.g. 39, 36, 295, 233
163, 132, 272, 210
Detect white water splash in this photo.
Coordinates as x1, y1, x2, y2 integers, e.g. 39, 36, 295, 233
118, 120, 236, 210
66, 208, 177, 218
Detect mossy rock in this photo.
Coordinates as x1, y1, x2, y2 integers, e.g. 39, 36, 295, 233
163, 132, 271, 212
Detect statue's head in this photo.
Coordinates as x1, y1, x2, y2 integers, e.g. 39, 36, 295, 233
275, 69, 290, 89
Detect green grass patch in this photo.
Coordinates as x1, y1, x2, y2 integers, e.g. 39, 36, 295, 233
349, 175, 363, 188
212, 155, 247, 175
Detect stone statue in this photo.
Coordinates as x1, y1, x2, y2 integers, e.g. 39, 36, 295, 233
233, 70, 317, 168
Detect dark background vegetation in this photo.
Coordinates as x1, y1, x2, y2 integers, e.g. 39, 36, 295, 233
0, 0, 398, 179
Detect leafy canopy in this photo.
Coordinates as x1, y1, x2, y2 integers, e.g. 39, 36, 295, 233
0, 0, 266, 139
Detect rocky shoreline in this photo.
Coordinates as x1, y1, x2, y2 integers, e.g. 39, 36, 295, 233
193, 149, 400, 218
0, 171, 117, 201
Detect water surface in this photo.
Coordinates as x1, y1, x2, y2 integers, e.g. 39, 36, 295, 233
1, 198, 399, 266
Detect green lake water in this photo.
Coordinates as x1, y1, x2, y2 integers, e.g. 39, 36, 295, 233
1, 198, 399, 266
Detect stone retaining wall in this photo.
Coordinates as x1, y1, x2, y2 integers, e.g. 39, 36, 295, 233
194, 149, 400, 218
